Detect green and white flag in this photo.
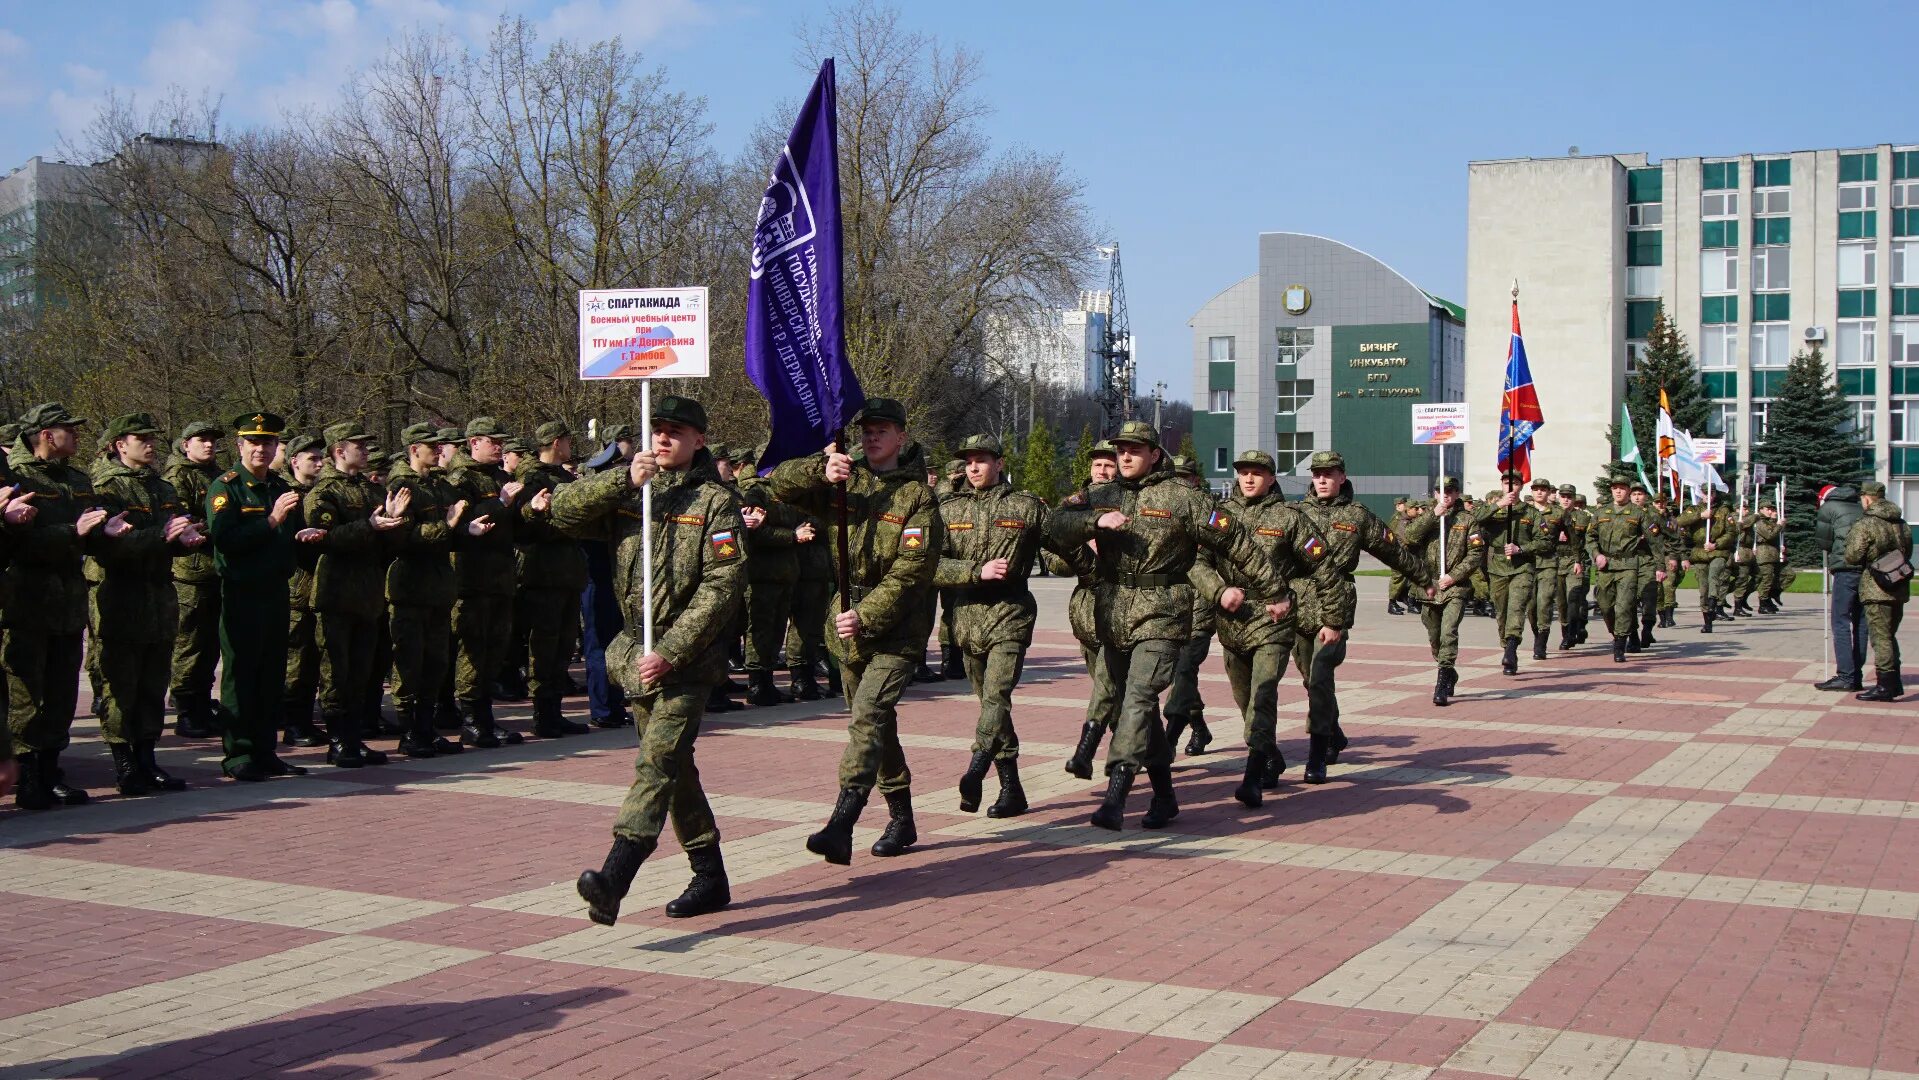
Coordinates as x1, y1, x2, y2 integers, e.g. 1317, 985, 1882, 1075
1618, 404, 1652, 491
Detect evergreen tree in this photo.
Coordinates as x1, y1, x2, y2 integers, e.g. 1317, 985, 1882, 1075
1611, 302, 1717, 466
1021, 421, 1062, 503
999, 429, 1022, 492
1176, 430, 1197, 463
1067, 423, 1095, 487
1751, 345, 1866, 565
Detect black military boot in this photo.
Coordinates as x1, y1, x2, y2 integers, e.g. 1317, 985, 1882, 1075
134, 742, 187, 792
282, 701, 328, 748
806, 787, 868, 865
1184, 717, 1213, 755
1532, 631, 1548, 661
1640, 617, 1657, 646
1558, 627, 1573, 650
1261, 748, 1284, 790
789, 665, 823, 701
745, 671, 788, 707
111, 742, 151, 797
1141, 762, 1179, 828
373, 706, 405, 738
494, 668, 530, 702
533, 696, 589, 738
665, 844, 731, 918
577, 835, 658, 926
870, 789, 917, 857
1064, 721, 1104, 780
1734, 598, 1754, 617
1387, 599, 1405, 615
589, 708, 633, 729
1857, 674, 1904, 702
460, 698, 501, 749
416, 702, 462, 756
173, 693, 218, 739
398, 702, 440, 758
1433, 665, 1456, 707
1759, 598, 1778, 614
987, 758, 1027, 818
432, 693, 464, 731
956, 750, 993, 813
1613, 636, 1629, 663
45, 754, 90, 804
1501, 638, 1519, 675
1162, 714, 1190, 756
1329, 726, 1349, 764
1701, 608, 1714, 634
705, 683, 740, 714
13, 752, 52, 810
1234, 750, 1268, 808
940, 645, 966, 681
1089, 764, 1135, 830
1304, 735, 1329, 784
1406, 598, 1423, 615
1625, 629, 1645, 653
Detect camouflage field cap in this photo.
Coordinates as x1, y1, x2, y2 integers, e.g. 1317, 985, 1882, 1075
944, 458, 966, 475
366, 448, 390, 471
535, 421, 572, 447
21, 402, 86, 434
707, 442, 732, 463
233, 412, 286, 439
1110, 419, 1160, 450
285, 434, 324, 457
599, 423, 634, 445
1500, 468, 1524, 483
1531, 476, 1554, 490
1232, 449, 1276, 472
1172, 455, 1198, 476
1862, 481, 1888, 497
501, 436, 533, 456
0, 422, 20, 447
103, 413, 162, 441
323, 421, 371, 446
734, 445, 759, 467
1307, 449, 1345, 471
180, 420, 224, 441
958, 434, 1003, 457
1631, 481, 1650, 495
1089, 439, 1118, 459
854, 398, 908, 428
464, 416, 509, 438
434, 426, 463, 445
650, 395, 708, 433
1437, 476, 1461, 494
400, 422, 440, 447
1558, 484, 1578, 497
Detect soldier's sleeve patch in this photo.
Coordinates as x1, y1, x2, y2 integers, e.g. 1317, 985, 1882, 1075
1205, 510, 1230, 531
1062, 491, 1087, 507
1140, 508, 1172, 520
314, 509, 336, 526
669, 514, 706, 526
878, 512, 907, 525
1384, 527, 1398, 543
1301, 535, 1327, 560
709, 530, 740, 561
1255, 526, 1286, 538
211, 493, 230, 512
1469, 534, 1485, 546
994, 518, 1026, 529
1330, 521, 1359, 534
901, 526, 925, 549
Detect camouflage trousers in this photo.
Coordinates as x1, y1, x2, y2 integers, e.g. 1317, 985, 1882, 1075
784, 578, 831, 671
521, 587, 581, 700
5, 629, 84, 754
1388, 572, 1409, 602
389, 603, 452, 709
607, 671, 720, 850
453, 593, 512, 703
838, 652, 915, 795
1222, 638, 1294, 756
1289, 629, 1348, 739
1530, 559, 1561, 635
1594, 566, 1641, 636
286, 607, 319, 723
1864, 602, 1905, 679
1470, 568, 1491, 603
1561, 565, 1590, 638
1653, 564, 1675, 611
1163, 631, 1212, 724
94, 636, 170, 745
1755, 562, 1780, 602
1081, 643, 1120, 732
1490, 572, 1535, 642
1732, 558, 1756, 601
1101, 637, 1178, 772
1695, 556, 1729, 610
964, 641, 1025, 760
744, 579, 794, 674
318, 610, 380, 742
1421, 596, 1467, 667
170, 580, 221, 706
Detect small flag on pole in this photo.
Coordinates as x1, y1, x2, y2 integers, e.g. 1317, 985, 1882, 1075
1498, 295, 1544, 481
1618, 403, 1652, 492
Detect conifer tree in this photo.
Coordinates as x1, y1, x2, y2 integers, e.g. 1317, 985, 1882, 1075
1020, 421, 1062, 503
1751, 345, 1866, 565
1068, 423, 1094, 488
1614, 302, 1717, 460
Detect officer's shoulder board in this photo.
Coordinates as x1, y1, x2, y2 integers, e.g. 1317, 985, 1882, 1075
219, 470, 239, 483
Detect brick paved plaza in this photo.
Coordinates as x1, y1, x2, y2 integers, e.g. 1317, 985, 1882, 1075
1, 577, 1913, 1079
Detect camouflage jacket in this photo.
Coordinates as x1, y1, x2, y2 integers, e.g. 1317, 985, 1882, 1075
1587, 501, 1662, 569
932, 480, 1061, 651
4, 447, 114, 634
1043, 543, 1100, 649
445, 451, 519, 597
513, 459, 589, 593
549, 450, 746, 685
1752, 516, 1782, 564
1048, 466, 1283, 648
1555, 506, 1593, 564
164, 454, 222, 585
303, 464, 391, 620
1294, 483, 1430, 631
1472, 497, 1553, 577
384, 462, 460, 609
287, 477, 319, 610
86, 459, 189, 643
737, 474, 806, 585
1402, 506, 1486, 604
769, 443, 943, 664
1845, 499, 1912, 604
1677, 504, 1734, 564
1194, 488, 1331, 652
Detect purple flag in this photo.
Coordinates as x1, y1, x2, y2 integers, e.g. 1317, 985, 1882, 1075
747, 59, 861, 474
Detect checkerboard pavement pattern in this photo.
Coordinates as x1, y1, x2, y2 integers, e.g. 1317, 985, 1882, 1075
2, 584, 1915, 1079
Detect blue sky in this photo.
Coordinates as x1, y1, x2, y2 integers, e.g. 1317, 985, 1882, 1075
2, 0, 1912, 401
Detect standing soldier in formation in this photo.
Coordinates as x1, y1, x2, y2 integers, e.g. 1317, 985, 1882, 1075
1845, 481, 1910, 701
166, 420, 225, 739
937, 434, 1061, 818
1289, 450, 1430, 780
515, 422, 591, 738
1162, 454, 1217, 755
1525, 478, 1565, 660
1592, 474, 1666, 662
558, 396, 745, 924
1404, 478, 1482, 707
385, 424, 475, 757
282, 434, 328, 748
1474, 471, 1549, 675
582, 424, 635, 727
1556, 485, 1592, 648
770, 398, 941, 864
1678, 492, 1733, 632
1752, 500, 1783, 612
784, 498, 836, 701
737, 448, 809, 706
1048, 420, 1286, 828
1197, 450, 1326, 808
446, 418, 527, 747
88, 414, 205, 796
1054, 439, 1119, 780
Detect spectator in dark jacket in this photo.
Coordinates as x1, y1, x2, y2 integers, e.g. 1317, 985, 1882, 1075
1815, 485, 1867, 691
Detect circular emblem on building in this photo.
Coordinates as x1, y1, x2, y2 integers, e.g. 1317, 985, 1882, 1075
1283, 284, 1312, 316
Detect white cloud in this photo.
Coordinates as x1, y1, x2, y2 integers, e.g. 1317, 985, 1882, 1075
140, 0, 263, 95
0, 28, 35, 108
539, 0, 710, 47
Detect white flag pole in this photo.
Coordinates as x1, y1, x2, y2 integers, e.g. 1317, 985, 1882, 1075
640, 380, 654, 656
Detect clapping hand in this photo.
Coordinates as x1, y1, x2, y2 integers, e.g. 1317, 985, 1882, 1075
268, 491, 302, 528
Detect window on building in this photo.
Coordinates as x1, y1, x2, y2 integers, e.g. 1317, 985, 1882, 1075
1841, 183, 1878, 212
1274, 378, 1314, 415
1701, 190, 1740, 219
1214, 446, 1230, 471
1274, 327, 1314, 365
1699, 325, 1739, 369
1894, 318, 1919, 366
1837, 319, 1878, 367
1702, 161, 1740, 190
1626, 339, 1647, 374
1750, 400, 1773, 442
1701, 249, 1738, 294
1627, 203, 1663, 228
1208, 336, 1235, 363
1840, 242, 1879, 288
1891, 398, 1919, 444
1894, 240, 1919, 287
1210, 389, 1233, 413
1626, 266, 1662, 298
1849, 399, 1877, 443
1712, 402, 1739, 448
1752, 187, 1791, 216
1751, 246, 1790, 292
1274, 432, 1314, 475
1897, 180, 1919, 209
1751, 323, 1791, 368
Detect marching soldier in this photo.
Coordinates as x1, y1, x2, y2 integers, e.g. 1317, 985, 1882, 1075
282, 434, 329, 747
446, 417, 527, 747
88, 413, 206, 795
166, 420, 226, 739
384, 423, 477, 758
1387, 497, 1411, 615
1592, 474, 1666, 662
923, 457, 968, 685
1047, 420, 1286, 828
1055, 439, 1119, 780
1403, 477, 1483, 707
1678, 492, 1733, 632
1163, 454, 1218, 756
1474, 471, 1550, 675
1730, 502, 1759, 616
207, 413, 327, 781
770, 398, 942, 864
1845, 481, 1910, 701
1196, 449, 1328, 808
558, 396, 745, 923
1525, 478, 1566, 660
1753, 501, 1783, 612
514, 422, 592, 737
1556, 485, 1592, 648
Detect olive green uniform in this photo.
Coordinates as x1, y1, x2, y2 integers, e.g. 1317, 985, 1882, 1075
1753, 514, 1782, 603
1844, 498, 1911, 684
1403, 506, 1485, 668
304, 463, 393, 747
384, 460, 460, 727
737, 473, 803, 678
1678, 503, 1733, 615
514, 459, 589, 706
1527, 499, 1567, 642
445, 449, 521, 715
1473, 495, 1550, 643
166, 453, 224, 726
5, 446, 110, 758
1590, 500, 1663, 642
207, 464, 304, 775
1556, 504, 1593, 645
284, 471, 322, 733
87, 459, 190, 746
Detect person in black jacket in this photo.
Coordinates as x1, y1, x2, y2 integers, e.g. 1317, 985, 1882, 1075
1814, 484, 1867, 691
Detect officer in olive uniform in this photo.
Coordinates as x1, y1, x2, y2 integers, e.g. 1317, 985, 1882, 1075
384, 424, 473, 757
1592, 474, 1667, 662
1555, 485, 1593, 648
1403, 477, 1483, 707
770, 398, 943, 864
1048, 420, 1286, 828
1196, 449, 1329, 808
166, 420, 226, 739
562, 396, 746, 924
1753, 501, 1783, 611
88, 413, 206, 796
282, 434, 329, 747
1845, 481, 1911, 701
208, 413, 326, 781
1474, 471, 1551, 675
446, 417, 527, 747
1049, 439, 1118, 779
1162, 454, 1218, 756
514, 421, 592, 737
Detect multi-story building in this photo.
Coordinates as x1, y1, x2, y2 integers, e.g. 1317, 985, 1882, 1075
0, 156, 98, 313
1467, 145, 1919, 504
1189, 232, 1465, 516
985, 292, 1109, 395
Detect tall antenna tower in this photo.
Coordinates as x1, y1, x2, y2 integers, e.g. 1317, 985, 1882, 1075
1095, 244, 1134, 425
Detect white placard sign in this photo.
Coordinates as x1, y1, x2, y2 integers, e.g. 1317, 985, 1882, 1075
578, 287, 709, 380
1411, 403, 1470, 445
1694, 437, 1726, 464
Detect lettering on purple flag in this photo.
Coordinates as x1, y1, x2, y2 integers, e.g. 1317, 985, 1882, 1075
746, 59, 862, 474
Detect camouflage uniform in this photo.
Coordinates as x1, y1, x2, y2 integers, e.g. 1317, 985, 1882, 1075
303, 426, 396, 764
1473, 482, 1551, 671
1524, 481, 1566, 659
383, 426, 464, 756
1555, 487, 1593, 647
1678, 501, 1733, 628
1752, 507, 1783, 610
1163, 455, 1218, 755
514, 422, 591, 735
1644, 495, 1676, 633
737, 465, 805, 704
166, 421, 226, 735
1402, 481, 1484, 706
445, 418, 524, 746
1591, 483, 1665, 660
282, 434, 326, 745
1844, 488, 1910, 698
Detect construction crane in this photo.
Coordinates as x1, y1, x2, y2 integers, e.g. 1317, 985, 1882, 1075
1095, 244, 1135, 425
